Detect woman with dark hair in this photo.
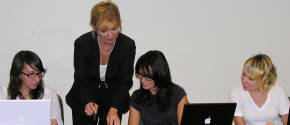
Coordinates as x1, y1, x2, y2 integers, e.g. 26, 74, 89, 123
0, 50, 63, 125
228, 53, 289, 125
66, 0, 135, 125
129, 50, 189, 125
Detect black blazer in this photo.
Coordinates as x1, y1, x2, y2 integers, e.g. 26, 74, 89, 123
66, 31, 136, 113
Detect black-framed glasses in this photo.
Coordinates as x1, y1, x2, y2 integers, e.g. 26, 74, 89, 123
21, 72, 45, 78
138, 74, 153, 81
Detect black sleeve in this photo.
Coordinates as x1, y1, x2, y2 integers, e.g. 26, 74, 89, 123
72, 38, 94, 108
110, 40, 136, 110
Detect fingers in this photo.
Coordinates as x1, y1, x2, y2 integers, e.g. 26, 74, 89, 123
51, 119, 58, 125
85, 102, 98, 116
265, 122, 274, 125
107, 116, 120, 125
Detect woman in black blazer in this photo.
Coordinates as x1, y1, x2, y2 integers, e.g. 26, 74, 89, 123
66, 1, 136, 125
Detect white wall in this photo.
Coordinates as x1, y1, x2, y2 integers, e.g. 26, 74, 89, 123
0, 0, 289, 125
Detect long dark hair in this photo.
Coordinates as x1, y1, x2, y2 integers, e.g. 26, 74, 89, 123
7, 50, 46, 99
135, 50, 172, 111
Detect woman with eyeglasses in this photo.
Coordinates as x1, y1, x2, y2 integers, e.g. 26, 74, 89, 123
65, 1, 135, 125
0, 50, 63, 125
128, 50, 189, 125
228, 54, 289, 125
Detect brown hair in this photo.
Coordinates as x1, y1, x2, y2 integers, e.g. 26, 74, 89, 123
243, 53, 277, 93
90, 0, 121, 32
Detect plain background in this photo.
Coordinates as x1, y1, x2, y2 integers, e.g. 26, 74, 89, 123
0, 0, 289, 125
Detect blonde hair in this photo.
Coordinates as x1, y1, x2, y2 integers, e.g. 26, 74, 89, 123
90, 0, 121, 32
243, 53, 277, 94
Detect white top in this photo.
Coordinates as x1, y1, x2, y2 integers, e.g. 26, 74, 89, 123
228, 84, 289, 125
100, 64, 107, 81
0, 84, 63, 125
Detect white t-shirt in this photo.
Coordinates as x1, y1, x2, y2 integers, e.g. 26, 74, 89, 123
228, 84, 289, 125
0, 84, 63, 125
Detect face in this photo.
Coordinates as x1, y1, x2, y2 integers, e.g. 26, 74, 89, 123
241, 70, 260, 92
19, 63, 43, 91
97, 21, 119, 44
138, 71, 156, 94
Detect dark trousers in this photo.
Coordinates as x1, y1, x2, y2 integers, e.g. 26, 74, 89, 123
72, 103, 123, 125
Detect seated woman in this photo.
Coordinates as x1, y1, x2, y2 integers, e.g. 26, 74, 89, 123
0, 50, 63, 125
129, 50, 189, 125
228, 53, 289, 125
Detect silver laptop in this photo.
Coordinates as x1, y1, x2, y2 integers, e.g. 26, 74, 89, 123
181, 103, 236, 125
0, 100, 51, 125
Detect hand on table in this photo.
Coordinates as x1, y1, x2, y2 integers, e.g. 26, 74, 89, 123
106, 108, 120, 125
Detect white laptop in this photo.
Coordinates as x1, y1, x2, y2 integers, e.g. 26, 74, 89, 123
0, 100, 51, 125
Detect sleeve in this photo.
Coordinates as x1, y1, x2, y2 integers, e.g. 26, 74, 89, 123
228, 89, 243, 116
173, 85, 187, 107
50, 89, 63, 125
110, 40, 136, 110
130, 90, 140, 111
72, 38, 94, 108
275, 85, 290, 115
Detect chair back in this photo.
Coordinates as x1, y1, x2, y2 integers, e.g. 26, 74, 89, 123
58, 94, 64, 124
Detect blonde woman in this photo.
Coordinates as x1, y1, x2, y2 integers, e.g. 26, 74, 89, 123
66, 1, 135, 125
228, 54, 289, 125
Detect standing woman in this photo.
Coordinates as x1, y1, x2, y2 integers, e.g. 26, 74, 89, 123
129, 50, 189, 125
228, 54, 289, 125
0, 50, 63, 125
66, 1, 136, 125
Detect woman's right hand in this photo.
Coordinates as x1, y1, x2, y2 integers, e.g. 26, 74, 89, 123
265, 122, 274, 125
85, 102, 98, 116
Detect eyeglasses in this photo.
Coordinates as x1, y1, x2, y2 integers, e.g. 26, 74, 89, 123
138, 74, 153, 81
21, 72, 45, 78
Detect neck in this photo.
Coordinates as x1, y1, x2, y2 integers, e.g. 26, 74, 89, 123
98, 37, 114, 46
150, 87, 158, 95
249, 88, 266, 96
19, 84, 30, 97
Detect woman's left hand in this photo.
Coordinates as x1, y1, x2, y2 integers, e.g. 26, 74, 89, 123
106, 108, 120, 125
51, 119, 58, 125
265, 122, 274, 125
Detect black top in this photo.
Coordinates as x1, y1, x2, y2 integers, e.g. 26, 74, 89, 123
130, 84, 186, 125
66, 31, 136, 113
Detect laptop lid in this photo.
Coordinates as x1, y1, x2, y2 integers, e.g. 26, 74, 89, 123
180, 103, 236, 125
0, 100, 51, 125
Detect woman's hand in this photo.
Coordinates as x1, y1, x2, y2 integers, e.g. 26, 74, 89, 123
51, 119, 58, 125
106, 108, 120, 125
265, 122, 274, 125
85, 102, 98, 116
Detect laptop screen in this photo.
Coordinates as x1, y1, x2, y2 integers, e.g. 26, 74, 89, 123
181, 103, 236, 125
0, 100, 51, 125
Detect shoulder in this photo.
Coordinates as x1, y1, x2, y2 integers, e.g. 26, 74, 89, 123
43, 85, 58, 97
229, 85, 247, 101
272, 84, 284, 91
270, 84, 287, 96
229, 85, 244, 95
0, 84, 8, 99
74, 31, 95, 48
115, 33, 135, 49
131, 89, 140, 99
171, 83, 185, 93
0, 84, 8, 92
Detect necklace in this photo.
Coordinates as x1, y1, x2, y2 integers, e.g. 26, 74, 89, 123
21, 93, 29, 98
97, 36, 116, 55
